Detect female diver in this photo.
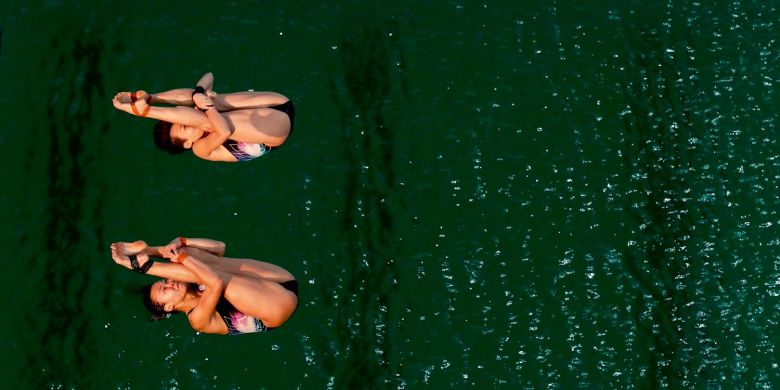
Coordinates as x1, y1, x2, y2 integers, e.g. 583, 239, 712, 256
110, 237, 298, 335
112, 72, 294, 162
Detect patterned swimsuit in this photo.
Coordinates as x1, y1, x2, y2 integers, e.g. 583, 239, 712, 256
220, 100, 295, 162
215, 280, 299, 335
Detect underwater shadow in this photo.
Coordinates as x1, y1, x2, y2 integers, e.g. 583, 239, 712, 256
616, 4, 728, 388
317, 15, 408, 389
15, 21, 116, 389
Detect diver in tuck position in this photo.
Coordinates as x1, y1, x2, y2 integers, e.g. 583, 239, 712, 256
110, 237, 298, 335
112, 72, 294, 162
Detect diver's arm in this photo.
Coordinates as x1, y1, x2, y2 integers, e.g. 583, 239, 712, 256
191, 106, 232, 159
144, 262, 200, 283
176, 248, 226, 332
139, 246, 200, 282
169, 237, 226, 256
174, 248, 224, 286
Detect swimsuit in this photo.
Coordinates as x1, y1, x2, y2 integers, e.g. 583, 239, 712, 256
269, 100, 295, 132
221, 100, 296, 162
221, 140, 269, 161
214, 280, 299, 335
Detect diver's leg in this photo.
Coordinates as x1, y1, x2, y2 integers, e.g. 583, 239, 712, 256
204, 257, 295, 282
223, 275, 298, 327
115, 89, 290, 112
212, 91, 289, 111
114, 89, 194, 106
150, 88, 197, 106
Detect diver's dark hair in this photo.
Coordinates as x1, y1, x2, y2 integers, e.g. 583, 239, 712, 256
140, 283, 170, 321
153, 120, 186, 154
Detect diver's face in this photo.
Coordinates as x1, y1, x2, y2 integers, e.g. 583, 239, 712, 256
151, 279, 187, 311
170, 124, 202, 149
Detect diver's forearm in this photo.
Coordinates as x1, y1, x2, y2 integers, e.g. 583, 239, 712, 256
181, 238, 226, 256
146, 262, 199, 283
179, 249, 223, 286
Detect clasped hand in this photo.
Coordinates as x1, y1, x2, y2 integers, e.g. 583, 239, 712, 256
193, 90, 216, 111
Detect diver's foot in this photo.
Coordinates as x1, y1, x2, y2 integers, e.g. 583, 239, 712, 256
112, 90, 151, 116
113, 91, 133, 104
110, 246, 134, 270
112, 98, 133, 115
113, 240, 148, 256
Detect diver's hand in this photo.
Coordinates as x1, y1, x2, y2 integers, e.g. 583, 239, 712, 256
192, 92, 215, 111
161, 237, 186, 259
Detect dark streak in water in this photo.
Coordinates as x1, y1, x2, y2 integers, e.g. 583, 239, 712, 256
322, 15, 407, 389
617, 3, 729, 388
20, 25, 111, 389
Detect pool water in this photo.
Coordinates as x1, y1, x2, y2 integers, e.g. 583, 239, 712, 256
1, 1, 779, 388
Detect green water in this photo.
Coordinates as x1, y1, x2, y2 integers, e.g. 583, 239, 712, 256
2, 0, 780, 388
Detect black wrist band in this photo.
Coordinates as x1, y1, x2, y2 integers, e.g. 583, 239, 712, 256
139, 259, 154, 274
193, 86, 208, 111
129, 254, 154, 274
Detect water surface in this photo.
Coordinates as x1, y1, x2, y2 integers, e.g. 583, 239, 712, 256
1, 1, 779, 388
